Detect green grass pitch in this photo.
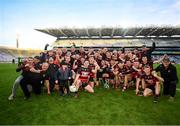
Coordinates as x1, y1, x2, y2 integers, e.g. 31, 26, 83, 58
0, 64, 180, 125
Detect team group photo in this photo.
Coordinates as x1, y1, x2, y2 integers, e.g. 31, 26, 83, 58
0, 0, 180, 125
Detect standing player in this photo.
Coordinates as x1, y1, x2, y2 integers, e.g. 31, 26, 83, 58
141, 42, 156, 61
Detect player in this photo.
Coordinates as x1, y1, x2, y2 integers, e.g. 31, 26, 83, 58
141, 65, 164, 102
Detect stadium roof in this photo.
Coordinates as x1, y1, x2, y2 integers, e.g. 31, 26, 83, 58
35, 26, 180, 39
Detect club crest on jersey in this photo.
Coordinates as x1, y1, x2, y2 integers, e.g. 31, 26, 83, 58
82, 72, 89, 76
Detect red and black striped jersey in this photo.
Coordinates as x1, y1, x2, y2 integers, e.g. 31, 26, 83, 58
77, 67, 91, 82
88, 64, 95, 77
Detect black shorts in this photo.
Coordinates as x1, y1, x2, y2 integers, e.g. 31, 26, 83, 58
146, 85, 155, 94
82, 82, 88, 87
89, 77, 94, 82
109, 75, 115, 80
97, 72, 103, 80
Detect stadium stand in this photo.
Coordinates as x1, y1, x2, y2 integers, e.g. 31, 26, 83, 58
35, 26, 180, 47
35, 26, 180, 38
0, 46, 42, 63
35, 26, 180, 64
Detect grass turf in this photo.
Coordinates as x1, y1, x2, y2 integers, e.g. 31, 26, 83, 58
0, 63, 180, 125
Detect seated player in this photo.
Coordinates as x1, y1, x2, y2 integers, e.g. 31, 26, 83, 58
72, 61, 95, 97
122, 60, 134, 91
141, 65, 164, 102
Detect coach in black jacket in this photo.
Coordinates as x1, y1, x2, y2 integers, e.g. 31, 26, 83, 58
155, 57, 178, 101
20, 62, 49, 99
47, 57, 59, 93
